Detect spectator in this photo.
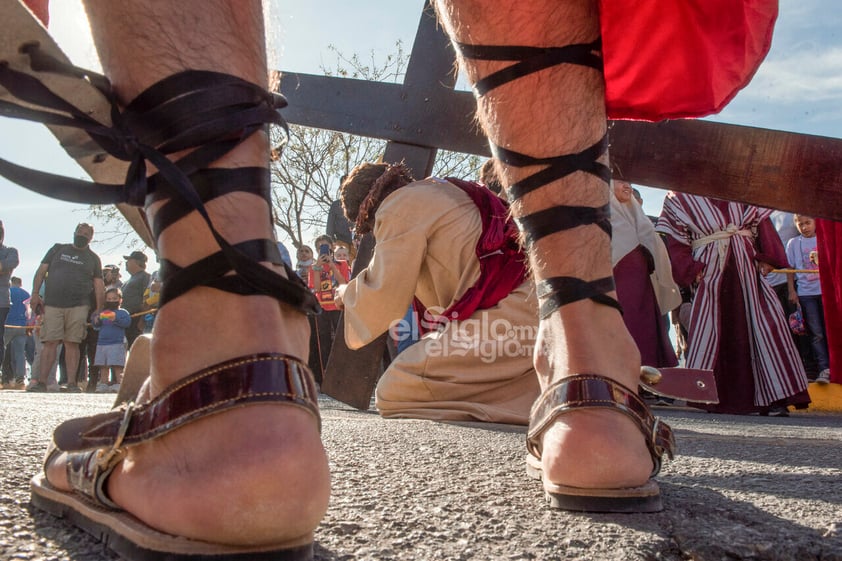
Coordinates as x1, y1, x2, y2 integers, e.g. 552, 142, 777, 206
121, 250, 151, 349
657, 194, 810, 415
143, 271, 161, 334
326, 179, 354, 247
27, 223, 104, 393
276, 240, 292, 269
0, 219, 20, 378
102, 265, 122, 290
295, 244, 314, 281
786, 215, 830, 385
767, 211, 816, 377
610, 180, 680, 369
91, 287, 132, 393
2, 276, 29, 389
307, 234, 351, 384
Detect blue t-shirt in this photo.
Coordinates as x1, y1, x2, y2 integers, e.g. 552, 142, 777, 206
7, 286, 30, 326
785, 235, 821, 296
94, 308, 132, 346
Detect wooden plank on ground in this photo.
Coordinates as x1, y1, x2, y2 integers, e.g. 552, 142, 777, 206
0, 0, 153, 246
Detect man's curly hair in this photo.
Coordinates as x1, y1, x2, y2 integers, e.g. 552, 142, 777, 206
340, 162, 415, 235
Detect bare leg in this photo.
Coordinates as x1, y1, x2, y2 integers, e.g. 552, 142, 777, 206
97, 365, 109, 387
44, 0, 329, 546
62, 341, 79, 386
435, 0, 652, 489
38, 340, 59, 385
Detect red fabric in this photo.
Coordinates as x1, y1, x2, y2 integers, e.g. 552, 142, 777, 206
308, 260, 350, 312
816, 219, 842, 382
601, 0, 778, 120
418, 179, 527, 332
23, 0, 49, 26
613, 246, 677, 368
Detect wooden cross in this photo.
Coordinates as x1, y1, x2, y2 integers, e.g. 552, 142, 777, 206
279, 1, 842, 408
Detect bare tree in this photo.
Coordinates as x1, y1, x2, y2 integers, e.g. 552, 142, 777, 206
271, 42, 483, 249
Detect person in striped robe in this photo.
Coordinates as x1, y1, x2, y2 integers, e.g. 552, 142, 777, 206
657, 193, 811, 415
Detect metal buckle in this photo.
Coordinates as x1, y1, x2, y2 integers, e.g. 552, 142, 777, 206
96, 402, 135, 470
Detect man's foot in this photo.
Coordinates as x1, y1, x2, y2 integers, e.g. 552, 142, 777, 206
816, 369, 831, 385
533, 303, 656, 491
764, 406, 790, 417
26, 381, 47, 392
58, 384, 82, 393
44, 313, 330, 548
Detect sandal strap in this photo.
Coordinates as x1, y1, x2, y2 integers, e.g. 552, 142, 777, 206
454, 40, 603, 96
536, 276, 622, 319
51, 354, 320, 454
526, 374, 675, 477
65, 449, 123, 510
454, 39, 617, 316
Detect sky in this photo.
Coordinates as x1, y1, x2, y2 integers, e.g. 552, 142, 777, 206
1, 0, 841, 285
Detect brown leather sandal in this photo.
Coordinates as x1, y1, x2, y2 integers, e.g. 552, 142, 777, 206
525, 374, 676, 513
30, 353, 320, 561
1, 48, 323, 560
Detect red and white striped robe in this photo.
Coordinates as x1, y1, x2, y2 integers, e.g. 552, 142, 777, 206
657, 193, 808, 407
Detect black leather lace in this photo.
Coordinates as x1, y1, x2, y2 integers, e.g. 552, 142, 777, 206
454, 38, 620, 316
0, 45, 318, 313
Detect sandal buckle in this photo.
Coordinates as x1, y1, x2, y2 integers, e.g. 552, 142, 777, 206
96, 402, 135, 470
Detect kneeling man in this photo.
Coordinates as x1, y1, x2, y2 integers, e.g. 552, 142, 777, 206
335, 162, 539, 424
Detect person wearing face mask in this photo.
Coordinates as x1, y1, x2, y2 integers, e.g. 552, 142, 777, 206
27, 223, 105, 393
0, 220, 21, 387
91, 287, 132, 393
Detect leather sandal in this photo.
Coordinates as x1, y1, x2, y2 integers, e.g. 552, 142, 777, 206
1, 47, 322, 559
525, 373, 675, 513
31, 353, 319, 560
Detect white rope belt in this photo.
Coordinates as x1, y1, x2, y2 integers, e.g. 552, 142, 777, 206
691, 224, 753, 271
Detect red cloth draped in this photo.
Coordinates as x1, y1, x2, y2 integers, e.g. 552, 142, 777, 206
417, 178, 527, 333
23, 0, 49, 26
601, 0, 778, 120
816, 219, 842, 382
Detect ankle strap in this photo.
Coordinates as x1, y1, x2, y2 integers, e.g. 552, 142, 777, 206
52, 353, 321, 453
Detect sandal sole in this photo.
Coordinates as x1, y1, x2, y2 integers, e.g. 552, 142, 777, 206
30, 473, 313, 561
525, 455, 663, 513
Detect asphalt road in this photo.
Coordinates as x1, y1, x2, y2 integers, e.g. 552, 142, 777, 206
1, 391, 840, 560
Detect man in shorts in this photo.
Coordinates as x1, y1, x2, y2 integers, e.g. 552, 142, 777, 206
27, 223, 105, 392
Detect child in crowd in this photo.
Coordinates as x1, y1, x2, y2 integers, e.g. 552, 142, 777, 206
786, 214, 830, 384
295, 244, 314, 281
92, 287, 131, 392
142, 271, 161, 334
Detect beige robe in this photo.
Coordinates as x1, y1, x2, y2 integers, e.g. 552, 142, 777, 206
342, 178, 540, 425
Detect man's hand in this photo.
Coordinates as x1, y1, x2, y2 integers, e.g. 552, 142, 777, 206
29, 293, 43, 316
757, 261, 773, 277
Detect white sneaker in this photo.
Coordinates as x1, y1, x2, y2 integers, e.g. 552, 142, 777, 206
816, 369, 831, 385
96, 383, 111, 393
108, 383, 121, 393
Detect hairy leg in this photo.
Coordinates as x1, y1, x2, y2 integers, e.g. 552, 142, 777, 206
62, 341, 79, 385
435, 0, 652, 488
38, 340, 59, 384
44, 0, 329, 546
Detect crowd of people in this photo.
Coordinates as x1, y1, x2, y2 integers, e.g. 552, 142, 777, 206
271, 169, 834, 421
0, 222, 161, 393
0, 1, 838, 555
0, 184, 835, 412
